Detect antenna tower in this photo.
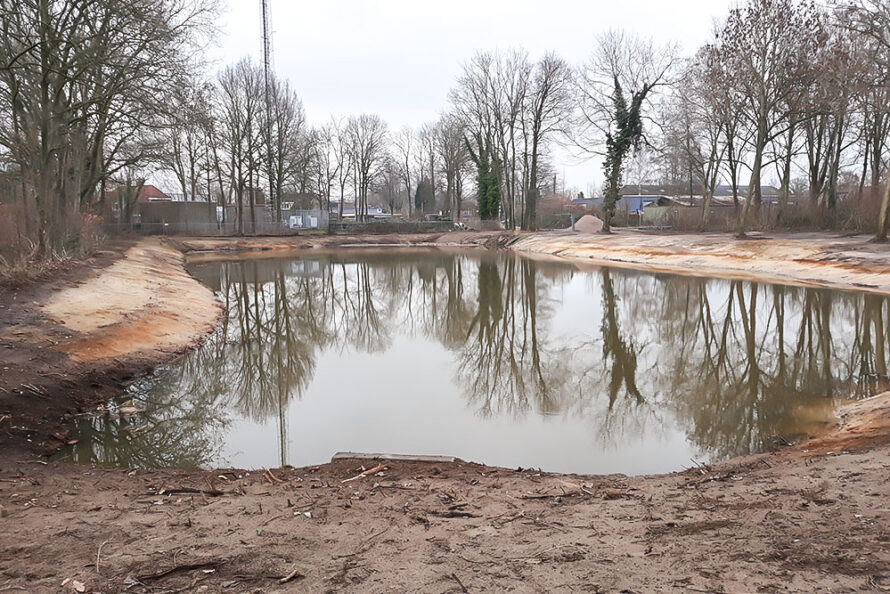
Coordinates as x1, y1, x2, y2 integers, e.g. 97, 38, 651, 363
261, 0, 277, 220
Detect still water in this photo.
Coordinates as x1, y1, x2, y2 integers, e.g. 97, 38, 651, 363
60, 249, 889, 475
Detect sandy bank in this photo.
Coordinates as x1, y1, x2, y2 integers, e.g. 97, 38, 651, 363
514, 230, 890, 295
42, 239, 222, 363
169, 230, 515, 262
0, 238, 221, 461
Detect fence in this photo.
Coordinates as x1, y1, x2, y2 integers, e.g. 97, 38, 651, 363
103, 204, 330, 236
102, 220, 303, 236
329, 220, 458, 234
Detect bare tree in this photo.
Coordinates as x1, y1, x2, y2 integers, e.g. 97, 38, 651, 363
0, 0, 218, 255
520, 53, 573, 230
310, 123, 340, 212
710, 0, 823, 235
393, 126, 415, 219
216, 58, 264, 234
436, 115, 471, 219
843, 0, 890, 240
798, 16, 865, 214
266, 76, 307, 221
415, 122, 439, 216
344, 114, 388, 222
376, 157, 403, 215
451, 50, 532, 227
665, 54, 727, 229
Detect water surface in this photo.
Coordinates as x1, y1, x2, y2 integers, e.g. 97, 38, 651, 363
60, 249, 889, 474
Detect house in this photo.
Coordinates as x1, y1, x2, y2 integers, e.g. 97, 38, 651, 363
280, 192, 318, 211
97, 184, 171, 222
572, 194, 668, 214
110, 184, 171, 203
329, 200, 386, 219
619, 184, 700, 197
571, 196, 600, 209
713, 185, 781, 203
166, 192, 210, 202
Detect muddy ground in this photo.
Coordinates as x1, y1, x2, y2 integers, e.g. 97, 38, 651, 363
1, 230, 890, 593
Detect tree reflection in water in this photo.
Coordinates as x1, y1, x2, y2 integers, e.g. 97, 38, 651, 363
60, 250, 890, 469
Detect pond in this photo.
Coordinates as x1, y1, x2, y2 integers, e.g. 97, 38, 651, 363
58, 249, 890, 475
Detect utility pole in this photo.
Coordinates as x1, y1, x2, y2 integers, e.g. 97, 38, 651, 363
261, 0, 278, 221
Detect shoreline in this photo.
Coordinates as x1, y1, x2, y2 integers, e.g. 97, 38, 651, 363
5, 229, 890, 464
513, 229, 890, 296
1, 231, 889, 592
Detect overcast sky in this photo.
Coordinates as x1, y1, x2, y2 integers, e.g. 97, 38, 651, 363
212, 0, 737, 191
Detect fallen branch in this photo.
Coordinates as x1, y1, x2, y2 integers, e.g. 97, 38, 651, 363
341, 464, 387, 483
278, 566, 304, 584
428, 510, 479, 519
95, 539, 110, 576
137, 560, 221, 581
154, 487, 226, 497
518, 491, 579, 500
450, 572, 469, 593
264, 469, 284, 484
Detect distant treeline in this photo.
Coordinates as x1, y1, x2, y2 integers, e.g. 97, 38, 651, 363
3, 0, 890, 261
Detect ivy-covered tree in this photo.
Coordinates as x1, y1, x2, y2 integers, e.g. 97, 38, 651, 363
466, 133, 501, 221
601, 77, 651, 233
576, 30, 675, 233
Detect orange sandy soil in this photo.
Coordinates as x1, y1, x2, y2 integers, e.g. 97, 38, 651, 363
0, 232, 889, 593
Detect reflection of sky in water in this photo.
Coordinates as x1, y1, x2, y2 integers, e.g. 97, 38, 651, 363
59, 250, 889, 475
222, 337, 691, 475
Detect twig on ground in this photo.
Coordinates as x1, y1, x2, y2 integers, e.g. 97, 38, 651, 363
342, 464, 387, 483
264, 469, 284, 484
96, 539, 110, 576
137, 560, 221, 581
450, 572, 470, 593
279, 566, 304, 584
153, 487, 225, 497
428, 510, 479, 518
518, 491, 578, 500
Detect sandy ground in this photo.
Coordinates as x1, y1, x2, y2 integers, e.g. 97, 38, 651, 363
1, 231, 890, 593
42, 239, 222, 363
514, 230, 890, 295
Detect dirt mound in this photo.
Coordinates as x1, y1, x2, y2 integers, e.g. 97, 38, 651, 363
569, 214, 604, 233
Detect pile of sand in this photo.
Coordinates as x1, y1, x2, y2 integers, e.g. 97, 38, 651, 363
568, 214, 604, 233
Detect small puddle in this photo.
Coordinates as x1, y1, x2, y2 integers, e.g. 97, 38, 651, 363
57, 249, 887, 474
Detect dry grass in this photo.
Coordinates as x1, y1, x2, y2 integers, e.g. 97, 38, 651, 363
0, 250, 73, 288
663, 197, 884, 234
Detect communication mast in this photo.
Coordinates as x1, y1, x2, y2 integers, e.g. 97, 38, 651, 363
261, 0, 277, 221
261, 0, 288, 466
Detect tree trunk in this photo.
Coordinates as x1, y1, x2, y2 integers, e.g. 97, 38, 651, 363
876, 158, 890, 242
